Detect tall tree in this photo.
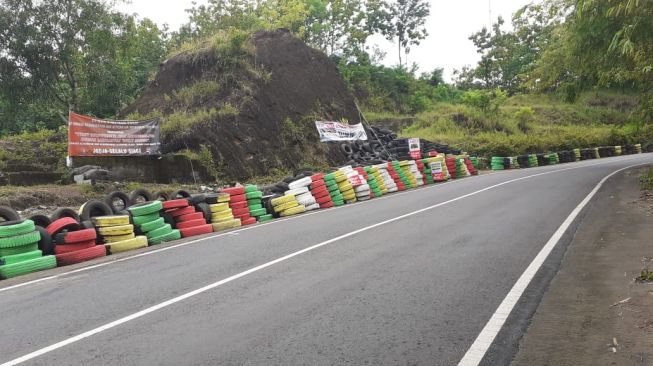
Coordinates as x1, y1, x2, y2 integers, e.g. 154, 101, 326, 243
382, 0, 430, 67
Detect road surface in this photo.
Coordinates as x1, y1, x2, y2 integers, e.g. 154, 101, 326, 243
0, 153, 651, 366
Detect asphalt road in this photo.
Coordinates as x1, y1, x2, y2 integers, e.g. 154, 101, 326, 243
1, 154, 651, 366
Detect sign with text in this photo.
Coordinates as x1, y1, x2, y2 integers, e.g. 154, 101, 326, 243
409, 138, 421, 159
315, 121, 367, 142
68, 112, 161, 157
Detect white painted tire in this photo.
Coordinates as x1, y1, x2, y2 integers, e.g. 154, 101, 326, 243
288, 177, 312, 190
354, 184, 370, 193
285, 187, 309, 196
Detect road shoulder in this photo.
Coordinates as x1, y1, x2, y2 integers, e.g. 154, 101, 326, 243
511, 166, 653, 365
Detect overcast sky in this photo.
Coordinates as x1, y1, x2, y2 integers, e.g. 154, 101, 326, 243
118, 0, 535, 80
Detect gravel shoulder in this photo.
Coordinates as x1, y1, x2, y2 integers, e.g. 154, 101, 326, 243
511, 166, 653, 365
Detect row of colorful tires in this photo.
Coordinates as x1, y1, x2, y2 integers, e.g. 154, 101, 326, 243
490, 144, 644, 170
0, 156, 479, 280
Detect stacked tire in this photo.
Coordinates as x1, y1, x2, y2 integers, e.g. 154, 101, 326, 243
0, 209, 57, 279
51, 219, 106, 266
210, 193, 242, 231
528, 154, 539, 168
324, 171, 346, 207
286, 177, 319, 211
222, 187, 257, 226
364, 166, 388, 196
129, 201, 180, 246
310, 174, 335, 209
94, 215, 147, 255
547, 153, 560, 165
336, 168, 358, 204
244, 185, 273, 222
164, 199, 213, 239
490, 156, 505, 171
271, 194, 304, 217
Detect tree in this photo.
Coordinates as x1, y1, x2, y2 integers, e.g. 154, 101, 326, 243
382, 0, 430, 67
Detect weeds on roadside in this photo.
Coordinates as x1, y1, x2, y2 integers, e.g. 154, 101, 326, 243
640, 169, 653, 191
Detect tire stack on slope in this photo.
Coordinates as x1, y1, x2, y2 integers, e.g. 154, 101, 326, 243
455, 157, 471, 178
414, 159, 428, 185
386, 162, 406, 191
0, 210, 57, 279
423, 156, 449, 182
573, 149, 581, 161
375, 165, 398, 193
94, 214, 147, 255
164, 198, 213, 239
222, 187, 257, 226
350, 168, 371, 201
324, 172, 345, 207
244, 186, 273, 222
547, 153, 560, 165
309, 174, 335, 209
287, 177, 319, 211
464, 157, 478, 175
336, 167, 358, 204
129, 201, 180, 246
364, 166, 388, 196
210, 193, 242, 231
528, 154, 539, 168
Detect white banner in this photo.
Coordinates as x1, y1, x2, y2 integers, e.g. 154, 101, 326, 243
315, 121, 368, 142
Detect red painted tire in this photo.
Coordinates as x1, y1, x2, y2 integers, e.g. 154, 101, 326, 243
168, 206, 196, 218
241, 217, 257, 226
235, 214, 251, 221
311, 187, 329, 198
162, 199, 189, 210
47, 217, 80, 236
230, 194, 246, 203
310, 181, 326, 190
176, 219, 206, 229
56, 228, 97, 245
316, 195, 332, 205
320, 201, 335, 209
230, 201, 248, 209
221, 187, 245, 195
179, 224, 213, 238
177, 212, 204, 222
54, 241, 96, 255
56, 245, 106, 266
311, 173, 324, 181
232, 207, 249, 216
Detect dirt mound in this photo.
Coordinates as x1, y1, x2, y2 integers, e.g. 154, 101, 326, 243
123, 29, 360, 180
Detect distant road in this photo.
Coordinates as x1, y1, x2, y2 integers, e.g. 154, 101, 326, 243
1, 153, 651, 366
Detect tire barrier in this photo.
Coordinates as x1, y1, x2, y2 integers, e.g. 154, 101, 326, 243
0, 140, 646, 280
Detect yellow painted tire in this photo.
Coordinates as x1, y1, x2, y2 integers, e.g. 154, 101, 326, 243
341, 188, 355, 196
212, 219, 241, 231
271, 195, 296, 207
97, 224, 134, 236
210, 203, 230, 213
342, 193, 356, 201
92, 215, 131, 227
102, 232, 136, 243
338, 183, 353, 192
212, 215, 235, 224
280, 205, 306, 217
217, 194, 231, 203
274, 200, 299, 213
105, 236, 148, 254
212, 210, 234, 221
335, 174, 347, 183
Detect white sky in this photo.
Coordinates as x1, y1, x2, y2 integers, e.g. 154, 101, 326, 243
118, 0, 535, 81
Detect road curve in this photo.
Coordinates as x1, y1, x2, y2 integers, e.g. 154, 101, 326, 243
1, 153, 651, 366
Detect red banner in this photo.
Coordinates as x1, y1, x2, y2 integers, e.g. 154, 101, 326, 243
68, 112, 161, 157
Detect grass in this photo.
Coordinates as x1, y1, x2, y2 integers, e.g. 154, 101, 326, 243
392, 90, 650, 157
641, 169, 653, 191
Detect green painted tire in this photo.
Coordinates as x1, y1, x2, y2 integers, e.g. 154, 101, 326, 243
248, 204, 263, 211
0, 220, 36, 238
146, 224, 173, 240
128, 201, 163, 217
0, 255, 56, 279
250, 208, 267, 217
132, 212, 160, 226
149, 229, 181, 245
258, 214, 274, 223
0, 230, 41, 249
0, 250, 43, 266
140, 217, 165, 233
245, 191, 263, 200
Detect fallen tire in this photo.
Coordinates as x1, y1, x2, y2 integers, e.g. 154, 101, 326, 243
56, 245, 106, 266
105, 236, 148, 254
79, 200, 114, 222
27, 215, 51, 229
162, 199, 188, 210
0, 255, 57, 279
105, 191, 130, 214
129, 188, 154, 205
179, 224, 213, 238
50, 208, 80, 222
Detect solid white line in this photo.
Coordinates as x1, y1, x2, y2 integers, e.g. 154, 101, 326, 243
0, 156, 636, 294
456, 162, 650, 366
2, 158, 647, 365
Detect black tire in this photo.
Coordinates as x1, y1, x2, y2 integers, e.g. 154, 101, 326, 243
35, 226, 54, 255
50, 208, 80, 222
340, 144, 353, 155
129, 188, 153, 205
0, 206, 21, 222
188, 194, 206, 205
154, 191, 170, 201
161, 211, 176, 229
205, 194, 219, 205
195, 202, 212, 223
170, 190, 191, 199
276, 182, 290, 191
105, 191, 130, 214
80, 220, 96, 230
79, 200, 113, 222
28, 214, 51, 228
282, 176, 295, 184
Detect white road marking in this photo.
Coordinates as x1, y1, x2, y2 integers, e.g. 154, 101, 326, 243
457, 162, 651, 366
1, 157, 648, 365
